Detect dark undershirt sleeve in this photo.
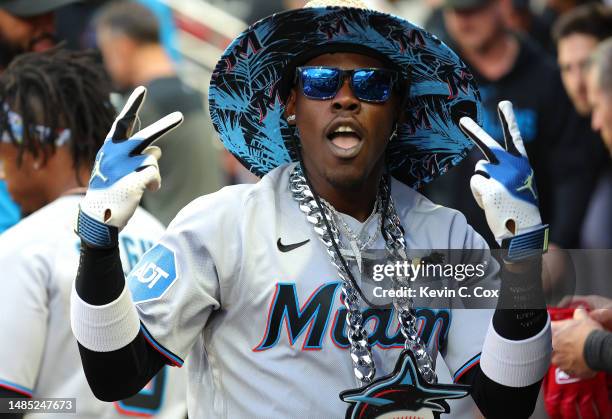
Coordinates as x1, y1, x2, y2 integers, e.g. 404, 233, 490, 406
584, 330, 612, 374
492, 258, 548, 340
75, 243, 167, 401
459, 364, 542, 418
75, 244, 125, 304
458, 258, 547, 417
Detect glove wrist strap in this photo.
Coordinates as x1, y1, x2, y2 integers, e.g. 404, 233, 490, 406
502, 224, 549, 263
76, 208, 119, 249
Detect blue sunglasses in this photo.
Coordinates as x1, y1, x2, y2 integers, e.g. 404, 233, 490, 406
295, 66, 400, 103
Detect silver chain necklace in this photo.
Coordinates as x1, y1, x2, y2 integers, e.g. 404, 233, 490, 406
289, 165, 437, 385
330, 199, 382, 273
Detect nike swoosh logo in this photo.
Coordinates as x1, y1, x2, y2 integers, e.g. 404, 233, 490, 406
277, 238, 310, 253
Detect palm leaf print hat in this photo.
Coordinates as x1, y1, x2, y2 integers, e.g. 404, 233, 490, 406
209, 0, 482, 188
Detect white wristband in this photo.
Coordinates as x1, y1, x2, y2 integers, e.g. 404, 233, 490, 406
480, 315, 552, 387
70, 281, 141, 352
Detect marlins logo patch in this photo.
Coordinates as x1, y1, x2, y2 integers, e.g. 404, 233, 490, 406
340, 350, 469, 419
127, 244, 177, 303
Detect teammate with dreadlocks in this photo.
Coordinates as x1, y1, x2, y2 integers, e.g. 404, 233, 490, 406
71, 1, 552, 418
0, 49, 186, 418
0, 0, 82, 234
0, 50, 110, 211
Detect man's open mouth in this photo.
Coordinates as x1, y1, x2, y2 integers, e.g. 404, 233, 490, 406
326, 122, 364, 159
328, 125, 362, 147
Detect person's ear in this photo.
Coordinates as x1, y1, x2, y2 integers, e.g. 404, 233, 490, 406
16, 149, 43, 172
29, 147, 48, 172
284, 88, 297, 125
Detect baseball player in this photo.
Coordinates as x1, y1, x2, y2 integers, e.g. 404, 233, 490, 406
71, 1, 552, 418
0, 49, 186, 418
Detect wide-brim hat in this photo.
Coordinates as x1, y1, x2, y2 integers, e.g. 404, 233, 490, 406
0, 0, 80, 17
209, 0, 482, 188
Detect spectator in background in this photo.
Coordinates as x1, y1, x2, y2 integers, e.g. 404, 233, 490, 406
424, 0, 451, 44
423, 0, 598, 248
546, 305, 612, 418
542, 31, 612, 419
553, 4, 612, 117
0, 0, 81, 234
552, 38, 612, 377
54, 0, 108, 51
553, 4, 612, 248
95, 1, 223, 226
133, 0, 181, 62
540, 0, 603, 43
498, 0, 556, 54
552, 302, 612, 378
0, 0, 77, 68
588, 38, 612, 154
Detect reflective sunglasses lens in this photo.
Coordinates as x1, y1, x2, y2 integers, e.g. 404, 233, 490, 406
352, 70, 394, 102
301, 68, 340, 99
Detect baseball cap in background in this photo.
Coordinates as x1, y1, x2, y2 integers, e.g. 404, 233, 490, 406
444, 0, 492, 10
0, 0, 80, 17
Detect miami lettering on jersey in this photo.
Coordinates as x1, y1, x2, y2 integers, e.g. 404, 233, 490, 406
254, 282, 450, 353
127, 244, 178, 304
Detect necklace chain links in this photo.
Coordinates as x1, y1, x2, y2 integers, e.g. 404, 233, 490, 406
331, 198, 382, 251
289, 165, 437, 385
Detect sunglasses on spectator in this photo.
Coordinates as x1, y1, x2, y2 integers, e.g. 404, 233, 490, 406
295, 66, 400, 103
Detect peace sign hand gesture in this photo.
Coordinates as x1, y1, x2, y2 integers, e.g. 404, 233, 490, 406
459, 101, 543, 245
76, 87, 183, 248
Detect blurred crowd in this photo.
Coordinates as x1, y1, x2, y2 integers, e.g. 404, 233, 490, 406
0, 0, 611, 418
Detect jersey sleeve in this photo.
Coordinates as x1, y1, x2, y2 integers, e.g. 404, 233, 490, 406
0, 236, 50, 396
126, 190, 242, 365
442, 211, 499, 382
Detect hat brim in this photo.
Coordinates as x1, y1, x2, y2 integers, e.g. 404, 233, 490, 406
1, 0, 79, 17
209, 6, 482, 189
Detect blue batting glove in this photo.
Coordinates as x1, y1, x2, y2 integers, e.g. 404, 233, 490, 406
76, 86, 183, 248
459, 101, 543, 245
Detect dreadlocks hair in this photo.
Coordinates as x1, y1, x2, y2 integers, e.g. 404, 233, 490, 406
0, 48, 114, 185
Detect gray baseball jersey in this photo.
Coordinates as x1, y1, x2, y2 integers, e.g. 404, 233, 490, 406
128, 163, 498, 418
0, 195, 187, 419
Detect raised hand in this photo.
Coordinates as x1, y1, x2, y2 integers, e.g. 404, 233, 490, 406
76, 86, 183, 248
459, 101, 544, 246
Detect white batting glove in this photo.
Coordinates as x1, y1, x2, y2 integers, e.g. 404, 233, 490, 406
459, 101, 545, 246
76, 87, 183, 248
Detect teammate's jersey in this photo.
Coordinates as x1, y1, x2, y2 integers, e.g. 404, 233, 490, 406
128, 163, 499, 419
0, 180, 19, 233
0, 195, 186, 419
